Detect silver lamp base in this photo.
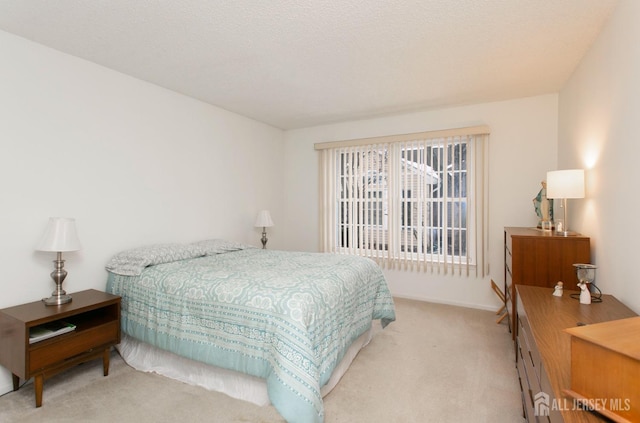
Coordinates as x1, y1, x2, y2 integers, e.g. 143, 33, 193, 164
43, 292, 72, 306
43, 253, 73, 306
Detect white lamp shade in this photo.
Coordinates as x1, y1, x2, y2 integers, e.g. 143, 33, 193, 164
546, 169, 585, 199
255, 210, 274, 228
36, 217, 81, 252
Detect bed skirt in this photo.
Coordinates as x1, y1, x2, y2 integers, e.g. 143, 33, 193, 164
116, 323, 379, 406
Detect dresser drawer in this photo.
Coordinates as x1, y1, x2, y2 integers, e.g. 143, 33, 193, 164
518, 314, 541, 383
29, 321, 119, 372
516, 338, 536, 422
539, 364, 562, 423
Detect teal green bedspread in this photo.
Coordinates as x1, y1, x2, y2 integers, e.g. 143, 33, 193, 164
106, 248, 395, 423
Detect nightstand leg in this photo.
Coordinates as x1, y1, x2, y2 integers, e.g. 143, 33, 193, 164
34, 374, 43, 407
103, 348, 110, 376
12, 374, 19, 391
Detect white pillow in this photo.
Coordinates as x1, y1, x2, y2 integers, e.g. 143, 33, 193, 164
105, 243, 205, 276
190, 239, 252, 255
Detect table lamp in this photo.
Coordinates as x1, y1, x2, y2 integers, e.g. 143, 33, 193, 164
254, 210, 274, 249
546, 169, 585, 236
36, 217, 81, 305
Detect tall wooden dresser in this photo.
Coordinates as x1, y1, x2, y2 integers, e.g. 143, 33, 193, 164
504, 227, 591, 339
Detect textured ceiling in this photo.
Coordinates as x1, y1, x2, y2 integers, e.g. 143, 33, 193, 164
0, 0, 617, 129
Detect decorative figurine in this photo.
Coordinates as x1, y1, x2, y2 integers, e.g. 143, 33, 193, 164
533, 181, 553, 230
578, 282, 591, 304
552, 281, 563, 297
574, 263, 599, 303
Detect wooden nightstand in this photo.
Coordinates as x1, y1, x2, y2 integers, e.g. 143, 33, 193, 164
0, 289, 121, 407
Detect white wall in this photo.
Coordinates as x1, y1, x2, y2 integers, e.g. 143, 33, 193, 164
0, 30, 284, 394
283, 94, 559, 309
558, 0, 640, 313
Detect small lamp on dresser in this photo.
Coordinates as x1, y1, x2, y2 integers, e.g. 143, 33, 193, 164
255, 210, 274, 249
36, 217, 81, 305
546, 169, 585, 236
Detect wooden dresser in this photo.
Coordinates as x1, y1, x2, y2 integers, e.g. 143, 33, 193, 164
504, 227, 591, 338
516, 285, 637, 422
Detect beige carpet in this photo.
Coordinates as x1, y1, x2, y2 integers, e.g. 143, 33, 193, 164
0, 298, 524, 422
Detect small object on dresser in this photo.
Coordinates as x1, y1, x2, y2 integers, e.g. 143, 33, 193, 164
533, 181, 553, 229
573, 263, 602, 303
578, 282, 591, 304
552, 281, 563, 297
29, 321, 76, 344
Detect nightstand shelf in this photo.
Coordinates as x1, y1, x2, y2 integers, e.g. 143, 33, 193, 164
0, 289, 121, 407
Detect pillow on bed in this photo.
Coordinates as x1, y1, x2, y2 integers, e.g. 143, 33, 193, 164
190, 239, 252, 255
105, 243, 206, 276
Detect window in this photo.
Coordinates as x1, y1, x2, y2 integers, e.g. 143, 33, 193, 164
317, 126, 489, 276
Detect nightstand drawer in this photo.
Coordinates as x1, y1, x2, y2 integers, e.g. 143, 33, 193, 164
29, 321, 119, 372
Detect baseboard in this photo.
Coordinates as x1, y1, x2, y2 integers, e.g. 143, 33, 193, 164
391, 293, 498, 312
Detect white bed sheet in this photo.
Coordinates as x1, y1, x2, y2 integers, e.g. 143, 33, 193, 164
116, 323, 380, 406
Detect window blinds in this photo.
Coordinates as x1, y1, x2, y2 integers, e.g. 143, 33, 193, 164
317, 126, 489, 276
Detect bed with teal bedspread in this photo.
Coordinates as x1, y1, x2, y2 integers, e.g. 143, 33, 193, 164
105, 240, 395, 423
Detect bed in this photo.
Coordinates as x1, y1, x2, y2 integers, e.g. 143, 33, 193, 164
105, 240, 396, 423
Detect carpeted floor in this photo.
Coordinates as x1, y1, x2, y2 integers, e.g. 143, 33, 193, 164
0, 298, 524, 422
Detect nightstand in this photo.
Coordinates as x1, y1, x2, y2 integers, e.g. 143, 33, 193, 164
0, 289, 121, 407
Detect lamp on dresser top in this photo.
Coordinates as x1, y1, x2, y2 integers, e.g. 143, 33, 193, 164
36, 217, 81, 305
255, 210, 274, 249
546, 169, 585, 236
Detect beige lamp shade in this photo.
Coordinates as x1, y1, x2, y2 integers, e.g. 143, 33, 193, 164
36, 217, 81, 252
255, 210, 274, 228
546, 169, 585, 199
